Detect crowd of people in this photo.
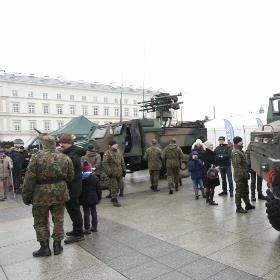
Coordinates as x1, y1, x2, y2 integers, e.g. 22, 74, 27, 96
0, 133, 267, 257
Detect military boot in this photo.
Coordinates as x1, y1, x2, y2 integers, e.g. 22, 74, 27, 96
153, 186, 160, 192
33, 241, 51, 257
119, 189, 124, 197
53, 240, 63, 255
236, 207, 248, 214
111, 198, 121, 207
258, 193, 267, 200
245, 203, 255, 210
175, 185, 179, 192
169, 189, 173, 195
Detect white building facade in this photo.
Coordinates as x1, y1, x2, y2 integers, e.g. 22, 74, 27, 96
0, 72, 160, 142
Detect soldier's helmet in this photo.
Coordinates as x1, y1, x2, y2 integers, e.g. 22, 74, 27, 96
40, 135, 56, 149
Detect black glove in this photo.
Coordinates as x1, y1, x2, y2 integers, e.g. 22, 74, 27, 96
122, 171, 126, 178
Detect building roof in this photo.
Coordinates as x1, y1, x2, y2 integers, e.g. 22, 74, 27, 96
0, 71, 157, 95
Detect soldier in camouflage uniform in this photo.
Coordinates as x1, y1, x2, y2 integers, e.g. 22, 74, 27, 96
162, 138, 184, 194
144, 139, 162, 192
231, 136, 255, 214
22, 135, 74, 257
103, 140, 126, 207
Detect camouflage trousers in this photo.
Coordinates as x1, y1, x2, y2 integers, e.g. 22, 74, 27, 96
32, 204, 65, 242
149, 170, 160, 188
167, 167, 180, 191
235, 179, 250, 207
109, 176, 123, 199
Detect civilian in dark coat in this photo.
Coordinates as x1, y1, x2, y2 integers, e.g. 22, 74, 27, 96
80, 161, 102, 234
205, 168, 220, 205
59, 134, 86, 244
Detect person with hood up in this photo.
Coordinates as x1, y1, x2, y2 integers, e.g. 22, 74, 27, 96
81, 144, 101, 177
80, 161, 102, 234
188, 150, 205, 199
59, 134, 86, 244
162, 138, 184, 194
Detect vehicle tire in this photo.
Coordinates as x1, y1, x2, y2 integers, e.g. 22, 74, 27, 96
180, 154, 190, 178
266, 191, 280, 232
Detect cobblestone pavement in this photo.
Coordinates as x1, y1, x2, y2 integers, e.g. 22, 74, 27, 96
0, 171, 279, 279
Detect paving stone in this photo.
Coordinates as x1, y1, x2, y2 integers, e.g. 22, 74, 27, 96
208, 267, 259, 280
54, 263, 127, 280
108, 251, 152, 272
2, 245, 100, 280
0, 267, 7, 280
110, 228, 146, 243
179, 257, 228, 280
139, 241, 180, 258
125, 234, 161, 250
122, 260, 172, 280
154, 271, 192, 280
157, 249, 201, 269
209, 239, 280, 277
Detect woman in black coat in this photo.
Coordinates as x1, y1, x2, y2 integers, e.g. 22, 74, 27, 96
80, 161, 102, 234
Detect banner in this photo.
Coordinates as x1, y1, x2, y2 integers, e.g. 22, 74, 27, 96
224, 119, 235, 142
256, 117, 263, 128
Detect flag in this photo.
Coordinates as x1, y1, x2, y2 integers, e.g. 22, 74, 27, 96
256, 117, 263, 128
224, 119, 235, 142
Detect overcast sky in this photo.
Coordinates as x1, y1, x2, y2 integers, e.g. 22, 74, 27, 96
1, 0, 280, 120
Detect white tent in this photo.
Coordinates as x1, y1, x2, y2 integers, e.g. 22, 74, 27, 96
205, 114, 266, 148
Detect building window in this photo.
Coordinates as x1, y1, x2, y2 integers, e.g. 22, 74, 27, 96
57, 121, 64, 129
124, 99, 128, 105
133, 108, 138, 117
104, 107, 109, 116
13, 120, 21, 131
70, 105, 76, 115
82, 96, 86, 101
57, 93, 62, 100
43, 104, 49, 114
43, 93, 48, 99
114, 98, 118, 104
28, 91, 34, 98
133, 99, 137, 105
93, 96, 97, 103
124, 108, 129, 117
70, 95, 74, 101
114, 107, 119, 117
82, 106, 88, 116
12, 103, 20, 113
28, 103, 35, 114
43, 120, 51, 131
104, 97, 108, 103
57, 104, 63, 115
93, 106, 99, 116
12, 90, 18, 97
29, 120, 36, 131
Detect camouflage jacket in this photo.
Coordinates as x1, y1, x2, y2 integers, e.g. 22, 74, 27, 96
81, 151, 101, 170
231, 148, 248, 182
22, 149, 74, 206
144, 146, 162, 171
162, 144, 184, 169
103, 149, 125, 178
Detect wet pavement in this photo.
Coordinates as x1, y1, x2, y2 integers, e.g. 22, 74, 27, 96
0, 170, 280, 279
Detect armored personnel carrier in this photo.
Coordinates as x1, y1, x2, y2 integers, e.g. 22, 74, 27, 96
250, 93, 280, 230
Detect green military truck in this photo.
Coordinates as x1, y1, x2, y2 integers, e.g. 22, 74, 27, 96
250, 93, 280, 231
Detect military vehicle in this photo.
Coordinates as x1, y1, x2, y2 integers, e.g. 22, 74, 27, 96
249, 93, 280, 231
79, 93, 207, 174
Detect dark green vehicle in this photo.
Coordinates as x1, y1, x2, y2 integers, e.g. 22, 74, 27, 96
250, 93, 280, 231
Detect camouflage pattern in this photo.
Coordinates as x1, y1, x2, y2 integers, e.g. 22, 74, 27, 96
144, 146, 162, 170
149, 170, 160, 189
162, 144, 183, 191
33, 204, 65, 241
22, 148, 74, 206
102, 149, 125, 178
103, 148, 125, 199
231, 148, 250, 206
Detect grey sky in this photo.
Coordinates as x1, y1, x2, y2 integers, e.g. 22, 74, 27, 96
1, 0, 280, 120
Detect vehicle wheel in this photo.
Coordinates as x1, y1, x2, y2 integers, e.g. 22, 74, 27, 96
266, 191, 280, 232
